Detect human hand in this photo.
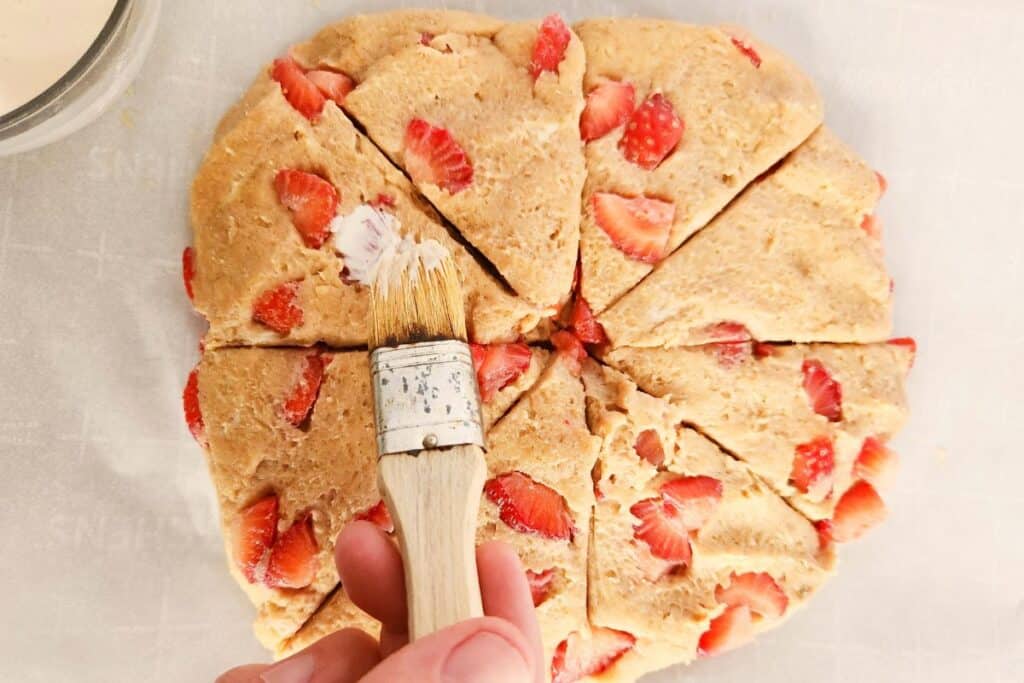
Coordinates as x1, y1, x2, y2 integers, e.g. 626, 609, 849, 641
216, 520, 544, 683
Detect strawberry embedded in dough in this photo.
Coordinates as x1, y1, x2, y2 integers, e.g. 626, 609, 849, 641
730, 36, 763, 68
802, 359, 843, 421
708, 341, 752, 368
283, 352, 328, 427
592, 192, 675, 264
234, 495, 279, 584
265, 513, 319, 589
815, 519, 834, 552
888, 337, 917, 368
274, 169, 339, 249
698, 605, 754, 658
861, 213, 883, 239
790, 436, 836, 500
182, 247, 196, 301
526, 568, 556, 607
630, 497, 693, 567
659, 475, 724, 529
753, 341, 777, 358
618, 93, 683, 170
633, 429, 665, 467
714, 572, 789, 620
355, 500, 394, 534
252, 281, 303, 334
368, 193, 396, 209
484, 471, 575, 541
529, 14, 571, 80
875, 171, 889, 196
550, 330, 587, 376
305, 69, 354, 106
551, 627, 636, 683
469, 342, 532, 402
855, 436, 898, 489
831, 480, 887, 542
403, 119, 473, 194
704, 321, 752, 342
580, 80, 635, 141
183, 367, 206, 447
570, 296, 608, 345
271, 56, 326, 121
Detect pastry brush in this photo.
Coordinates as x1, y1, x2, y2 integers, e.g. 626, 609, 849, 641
367, 239, 486, 640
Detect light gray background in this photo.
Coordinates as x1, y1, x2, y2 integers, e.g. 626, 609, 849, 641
1, 0, 1021, 681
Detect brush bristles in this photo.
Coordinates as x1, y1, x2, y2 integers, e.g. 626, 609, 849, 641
369, 252, 467, 349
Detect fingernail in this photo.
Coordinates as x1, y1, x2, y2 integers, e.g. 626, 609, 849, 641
260, 652, 315, 683
442, 632, 532, 683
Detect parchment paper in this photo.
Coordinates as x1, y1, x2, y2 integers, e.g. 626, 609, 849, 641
1, 1, 1021, 681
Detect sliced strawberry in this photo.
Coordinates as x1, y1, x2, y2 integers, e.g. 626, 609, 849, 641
355, 500, 394, 534
274, 169, 339, 249
183, 367, 206, 446
630, 497, 692, 565
580, 81, 635, 141
252, 281, 303, 334
283, 353, 327, 427
802, 359, 843, 421
861, 213, 883, 239
526, 568, 556, 607
592, 192, 675, 263
753, 342, 777, 358
633, 429, 665, 467
469, 342, 532, 402
551, 628, 636, 683
369, 193, 396, 209
618, 93, 683, 170
305, 69, 354, 106
271, 57, 326, 121
265, 513, 318, 589
790, 436, 835, 500
709, 341, 752, 368
570, 296, 608, 344
875, 171, 888, 196
404, 118, 473, 194
831, 481, 887, 542
715, 572, 788, 619
529, 14, 571, 80
182, 247, 196, 301
485, 471, 575, 540
234, 496, 278, 584
815, 519, 834, 552
704, 321, 751, 342
854, 436, 898, 489
730, 36, 762, 68
659, 475, 723, 529
698, 605, 754, 657
888, 337, 917, 368
550, 330, 587, 376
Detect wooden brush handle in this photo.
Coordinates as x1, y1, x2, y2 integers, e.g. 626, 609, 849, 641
378, 443, 486, 640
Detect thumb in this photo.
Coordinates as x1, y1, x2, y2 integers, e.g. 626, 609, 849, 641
359, 616, 537, 683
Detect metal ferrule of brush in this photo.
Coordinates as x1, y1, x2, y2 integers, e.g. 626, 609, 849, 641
370, 339, 484, 456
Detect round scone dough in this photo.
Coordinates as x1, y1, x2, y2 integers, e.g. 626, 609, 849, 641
185, 10, 912, 683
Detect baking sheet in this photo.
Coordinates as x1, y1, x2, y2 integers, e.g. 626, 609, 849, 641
1, 0, 1021, 681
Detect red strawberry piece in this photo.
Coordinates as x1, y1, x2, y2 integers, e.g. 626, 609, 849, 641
630, 497, 692, 566
753, 342, 776, 358
305, 69, 354, 106
283, 353, 327, 427
633, 429, 665, 467
861, 213, 883, 239
529, 14, 571, 80
551, 628, 636, 683
265, 513, 318, 589
419, 32, 434, 46
234, 495, 279, 584
183, 367, 206, 446
369, 193, 396, 209
271, 57, 326, 121
802, 359, 843, 421
659, 475, 723, 529
709, 341, 752, 368
855, 436, 898, 489
875, 171, 888, 196
888, 337, 917, 368
182, 247, 196, 301
485, 471, 575, 540
705, 321, 751, 341
618, 93, 683, 170
274, 169, 339, 249
469, 342, 532, 402
790, 436, 835, 500
252, 281, 303, 334
698, 605, 754, 657
355, 500, 394, 534
832, 480, 887, 542
570, 297, 608, 345
404, 118, 474, 194
730, 36, 762, 68
526, 568, 556, 607
715, 572, 789, 619
550, 330, 587, 376
580, 81, 635, 141
592, 192, 675, 263
815, 519, 834, 552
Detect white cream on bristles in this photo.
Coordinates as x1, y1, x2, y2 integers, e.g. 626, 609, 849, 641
331, 204, 448, 294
